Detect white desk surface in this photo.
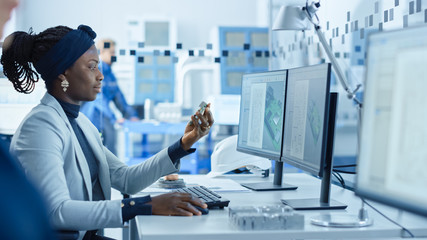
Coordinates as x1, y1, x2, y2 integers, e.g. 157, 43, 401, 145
132, 173, 427, 240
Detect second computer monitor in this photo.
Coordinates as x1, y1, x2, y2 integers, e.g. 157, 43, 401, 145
280, 63, 346, 210
281, 63, 331, 177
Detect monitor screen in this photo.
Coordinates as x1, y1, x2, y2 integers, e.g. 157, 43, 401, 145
237, 70, 287, 161
356, 25, 427, 217
281, 63, 331, 176
279, 63, 346, 210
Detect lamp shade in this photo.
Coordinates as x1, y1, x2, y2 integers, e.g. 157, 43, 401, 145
272, 5, 311, 31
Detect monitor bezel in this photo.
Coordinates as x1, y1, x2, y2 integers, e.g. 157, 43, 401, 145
236, 69, 288, 161
355, 25, 427, 218
356, 188, 427, 217
280, 63, 332, 177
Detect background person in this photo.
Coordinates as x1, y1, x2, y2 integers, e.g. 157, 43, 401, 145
81, 38, 138, 155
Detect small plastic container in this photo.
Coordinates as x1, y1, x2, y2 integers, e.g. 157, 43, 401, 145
228, 205, 304, 230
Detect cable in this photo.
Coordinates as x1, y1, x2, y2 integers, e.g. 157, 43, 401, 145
332, 171, 345, 188
333, 169, 356, 174
334, 164, 357, 168
362, 199, 415, 238
332, 172, 345, 188
333, 171, 344, 184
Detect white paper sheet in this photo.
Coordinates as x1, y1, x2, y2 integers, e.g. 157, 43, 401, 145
138, 175, 251, 194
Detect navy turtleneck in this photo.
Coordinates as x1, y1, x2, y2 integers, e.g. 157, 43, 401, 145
55, 98, 152, 221
56, 98, 105, 201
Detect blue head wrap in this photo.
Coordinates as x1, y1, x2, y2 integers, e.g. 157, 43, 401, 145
34, 25, 97, 82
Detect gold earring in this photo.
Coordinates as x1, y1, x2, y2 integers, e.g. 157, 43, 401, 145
61, 79, 69, 92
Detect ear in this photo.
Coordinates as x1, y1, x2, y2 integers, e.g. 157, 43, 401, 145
58, 74, 66, 81
58, 68, 70, 80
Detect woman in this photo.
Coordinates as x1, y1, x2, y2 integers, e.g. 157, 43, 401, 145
1, 24, 213, 239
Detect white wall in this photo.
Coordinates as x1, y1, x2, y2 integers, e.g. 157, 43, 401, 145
269, 0, 427, 158
16, 0, 268, 49
5, 0, 269, 115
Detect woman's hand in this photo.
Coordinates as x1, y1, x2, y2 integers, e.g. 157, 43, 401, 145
181, 103, 214, 151
147, 192, 208, 216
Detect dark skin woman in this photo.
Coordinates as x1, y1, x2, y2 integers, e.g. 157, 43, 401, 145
2, 25, 213, 239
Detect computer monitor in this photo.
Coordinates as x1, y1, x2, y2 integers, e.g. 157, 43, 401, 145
237, 70, 297, 191
280, 63, 347, 210
355, 25, 427, 218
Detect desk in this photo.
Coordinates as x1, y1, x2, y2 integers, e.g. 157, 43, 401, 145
131, 173, 427, 240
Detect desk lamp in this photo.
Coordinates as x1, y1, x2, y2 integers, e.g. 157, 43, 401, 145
272, 0, 371, 228
272, 0, 362, 107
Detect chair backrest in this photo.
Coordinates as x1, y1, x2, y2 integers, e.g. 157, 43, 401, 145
0, 139, 57, 239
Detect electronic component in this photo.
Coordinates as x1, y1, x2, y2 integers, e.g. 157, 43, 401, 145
157, 178, 186, 189
198, 101, 208, 115
189, 101, 208, 126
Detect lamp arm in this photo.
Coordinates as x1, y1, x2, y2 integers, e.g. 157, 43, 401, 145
315, 26, 352, 96
302, 1, 362, 105
315, 26, 363, 107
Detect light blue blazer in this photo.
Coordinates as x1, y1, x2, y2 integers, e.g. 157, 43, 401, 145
10, 93, 179, 239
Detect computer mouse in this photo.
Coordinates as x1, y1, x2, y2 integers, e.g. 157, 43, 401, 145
194, 205, 209, 215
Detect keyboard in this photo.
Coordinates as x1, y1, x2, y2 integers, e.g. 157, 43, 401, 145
174, 185, 230, 209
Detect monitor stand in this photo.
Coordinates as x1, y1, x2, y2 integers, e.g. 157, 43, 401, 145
240, 161, 297, 191
281, 93, 347, 210
310, 206, 373, 227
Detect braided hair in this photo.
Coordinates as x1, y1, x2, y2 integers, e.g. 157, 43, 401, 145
1, 26, 72, 93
